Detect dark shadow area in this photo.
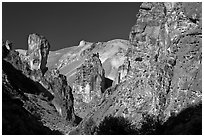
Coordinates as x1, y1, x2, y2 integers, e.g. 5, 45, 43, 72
2, 88, 62, 135
2, 52, 64, 134
73, 115, 83, 126
95, 103, 202, 135
104, 77, 113, 91
2, 59, 54, 101
156, 103, 202, 135
41, 66, 48, 76
97, 116, 138, 135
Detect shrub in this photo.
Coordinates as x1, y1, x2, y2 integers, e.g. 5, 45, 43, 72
96, 115, 138, 135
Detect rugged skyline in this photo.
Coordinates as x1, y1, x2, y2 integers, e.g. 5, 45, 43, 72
3, 2, 141, 51
2, 2, 202, 135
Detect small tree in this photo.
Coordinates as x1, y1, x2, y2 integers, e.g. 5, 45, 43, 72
97, 115, 138, 135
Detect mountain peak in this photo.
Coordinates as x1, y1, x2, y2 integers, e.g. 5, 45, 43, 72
3, 2, 202, 135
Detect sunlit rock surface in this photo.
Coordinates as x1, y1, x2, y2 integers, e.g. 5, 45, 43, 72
72, 2, 202, 134
47, 39, 131, 85
26, 33, 50, 73
72, 53, 105, 118
2, 40, 77, 134
3, 2, 202, 135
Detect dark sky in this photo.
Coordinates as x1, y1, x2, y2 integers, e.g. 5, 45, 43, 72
3, 2, 141, 51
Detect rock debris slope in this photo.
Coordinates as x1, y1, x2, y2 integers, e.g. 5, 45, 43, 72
3, 2, 202, 135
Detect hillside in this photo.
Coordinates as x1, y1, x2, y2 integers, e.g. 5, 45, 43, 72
3, 2, 202, 135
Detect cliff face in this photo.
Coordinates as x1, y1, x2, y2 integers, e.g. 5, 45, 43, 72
3, 2, 202, 135
2, 35, 77, 134
42, 68, 76, 122
17, 39, 131, 94
72, 2, 202, 134
128, 2, 202, 120
112, 2, 202, 122
2, 71, 61, 135
46, 39, 130, 85
72, 53, 105, 118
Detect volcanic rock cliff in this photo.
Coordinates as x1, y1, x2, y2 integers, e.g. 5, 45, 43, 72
2, 34, 77, 134
72, 53, 105, 118
3, 2, 202, 135
46, 39, 131, 84
71, 2, 202, 135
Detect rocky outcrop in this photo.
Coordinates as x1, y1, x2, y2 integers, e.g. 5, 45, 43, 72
3, 2, 202, 135
114, 57, 130, 85
2, 66, 61, 135
72, 53, 105, 118
2, 39, 77, 134
3, 40, 13, 58
26, 33, 50, 73
47, 39, 130, 85
128, 2, 202, 121
42, 68, 76, 122
112, 2, 202, 123
72, 2, 202, 134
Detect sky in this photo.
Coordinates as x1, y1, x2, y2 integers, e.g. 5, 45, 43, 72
3, 2, 141, 51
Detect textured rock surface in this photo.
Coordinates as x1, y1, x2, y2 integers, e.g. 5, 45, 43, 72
26, 33, 50, 73
42, 68, 76, 122
2, 80, 62, 135
2, 41, 77, 134
3, 2, 202, 135
46, 39, 130, 85
114, 57, 130, 85
72, 53, 105, 118
72, 2, 202, 134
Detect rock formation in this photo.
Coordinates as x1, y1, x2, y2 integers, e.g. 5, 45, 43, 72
2, 70, 61, 135
72, 53, 105, 118
72, 2, 202, 134
2, 37, 77, 134
3, 2, 202, 135
46, 39, 130, 85
128, 2, 202, 121
26, 33, 50, 73
114, 57, 130, 85
42, 68, 76, 122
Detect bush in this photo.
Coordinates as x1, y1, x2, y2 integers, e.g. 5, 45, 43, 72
96, 115, 138, 135
95, 104, 202, 135
138, 114, 162, 135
